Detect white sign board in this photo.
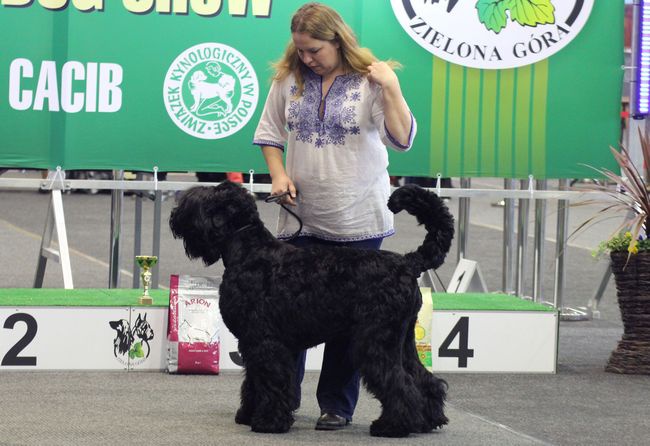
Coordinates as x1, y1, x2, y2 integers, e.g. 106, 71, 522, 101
431, 311, 558, 373
0, 307, 168, 371
447, 258, 488, 293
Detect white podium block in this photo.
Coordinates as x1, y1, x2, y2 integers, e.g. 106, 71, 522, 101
1, 290, 557, 374
430, 293, 558, 373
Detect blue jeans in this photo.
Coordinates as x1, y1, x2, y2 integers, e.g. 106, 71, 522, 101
287, 235, 383, 421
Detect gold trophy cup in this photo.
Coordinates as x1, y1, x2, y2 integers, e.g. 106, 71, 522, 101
136, 255, 158, 305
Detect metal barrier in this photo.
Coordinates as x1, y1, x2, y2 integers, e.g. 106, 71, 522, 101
0, 171, 617, 319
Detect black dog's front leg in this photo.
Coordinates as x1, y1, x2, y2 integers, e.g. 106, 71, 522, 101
235, 374, 255, 426
239, 339, 296, 433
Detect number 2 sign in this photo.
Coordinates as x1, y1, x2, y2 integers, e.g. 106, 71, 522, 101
2, 313, 38, 367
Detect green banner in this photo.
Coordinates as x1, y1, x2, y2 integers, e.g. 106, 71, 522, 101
0, 0, 622, 178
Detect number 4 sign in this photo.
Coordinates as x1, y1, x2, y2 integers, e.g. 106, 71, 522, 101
431, 311, 558, 373
437, 316, 474, 368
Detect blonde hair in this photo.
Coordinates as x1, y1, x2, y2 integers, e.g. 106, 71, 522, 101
272, 2, 399, 96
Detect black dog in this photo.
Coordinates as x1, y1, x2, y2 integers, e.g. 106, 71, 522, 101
169, 181, 454, 438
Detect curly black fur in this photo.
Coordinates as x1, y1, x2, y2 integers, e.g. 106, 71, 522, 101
169, 181, 454, 438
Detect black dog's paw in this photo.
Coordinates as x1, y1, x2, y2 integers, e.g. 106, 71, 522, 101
432, 414, 449, 430
414, 414, 449, 433
413, 405, 449, 434
235, 408, 252, 426
250, 413, 294, 434
424, 400, 449, 431
369, 418, 410, 438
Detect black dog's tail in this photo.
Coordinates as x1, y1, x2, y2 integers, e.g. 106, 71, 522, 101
388, 184, 455, 274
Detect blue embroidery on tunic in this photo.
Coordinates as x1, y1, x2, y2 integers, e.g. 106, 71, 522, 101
288, 71, 362, 148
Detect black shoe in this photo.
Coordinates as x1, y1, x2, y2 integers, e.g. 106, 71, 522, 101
315, 413, 350, 431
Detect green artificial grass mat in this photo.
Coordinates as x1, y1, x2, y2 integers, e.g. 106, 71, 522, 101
0, 289, 170, 307
431, 292, 556, 312
0, 289, 554, 312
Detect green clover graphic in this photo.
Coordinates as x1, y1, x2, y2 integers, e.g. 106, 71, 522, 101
476, 0, 555, 33
129, 341, 145, 359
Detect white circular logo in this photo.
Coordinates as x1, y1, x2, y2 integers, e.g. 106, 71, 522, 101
390, 0, 594, 70
163, 42, 259, 139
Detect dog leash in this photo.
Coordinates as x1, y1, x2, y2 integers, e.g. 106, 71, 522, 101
265, 192, 303, 241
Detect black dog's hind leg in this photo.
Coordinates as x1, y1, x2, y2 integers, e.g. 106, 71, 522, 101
402, 316, 448, 433
239, 339, 296, 433
354, 320, 427, 438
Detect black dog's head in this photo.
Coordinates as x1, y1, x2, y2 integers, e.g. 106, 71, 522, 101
169, 181, 260, 265
109, 319, 133, 356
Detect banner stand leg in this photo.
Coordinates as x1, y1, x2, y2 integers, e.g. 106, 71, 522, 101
585, 264, 611, 320
33, 189, 74, 289
583, 209, 635, 319
152, 190, 162, 289
553, 179, 589, 321
132, 172, 144, 289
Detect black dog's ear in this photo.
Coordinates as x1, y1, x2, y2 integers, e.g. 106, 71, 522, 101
208, 181, 259, 230
170, 181, 259, 266
215, 180, 243, 192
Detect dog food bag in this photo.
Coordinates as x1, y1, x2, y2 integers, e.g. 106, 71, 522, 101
415, 287, 434, 371
167, 274, 221, 374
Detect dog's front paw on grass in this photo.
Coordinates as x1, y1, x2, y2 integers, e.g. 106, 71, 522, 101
369, 418, 410, 438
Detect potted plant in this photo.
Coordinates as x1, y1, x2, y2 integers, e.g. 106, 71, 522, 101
577, 130, 650, 374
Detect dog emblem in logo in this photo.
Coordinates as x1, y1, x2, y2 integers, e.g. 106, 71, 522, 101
163, 42, 259, 139
189, 62, 236, 117
390, 0, 594, 69
109, 313, 154, 365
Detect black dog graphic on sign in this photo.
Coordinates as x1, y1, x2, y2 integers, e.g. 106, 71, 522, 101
109, 313, 154, 359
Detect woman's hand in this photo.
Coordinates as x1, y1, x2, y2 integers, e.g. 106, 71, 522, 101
367, 61, 400, 92
271, 174, 297, 206
367, 61, 412, 148
261, 145, 297, 205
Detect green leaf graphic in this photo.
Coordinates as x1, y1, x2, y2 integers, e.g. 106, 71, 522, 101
476, 0, 509, 33
134, 342, 144, 358
508, 0, 555, 27
129, 342, 145, 359
476, 0, 556, 33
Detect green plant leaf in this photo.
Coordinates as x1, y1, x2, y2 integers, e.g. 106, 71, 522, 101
476, 0, 509, 33
508, 0, 555, 27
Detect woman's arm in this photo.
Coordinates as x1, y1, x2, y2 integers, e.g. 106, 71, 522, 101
367, 61, 413, 147
261, 145, 297, 205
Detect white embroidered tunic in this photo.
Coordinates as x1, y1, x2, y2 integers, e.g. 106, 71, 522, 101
253, 70, 416, 242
